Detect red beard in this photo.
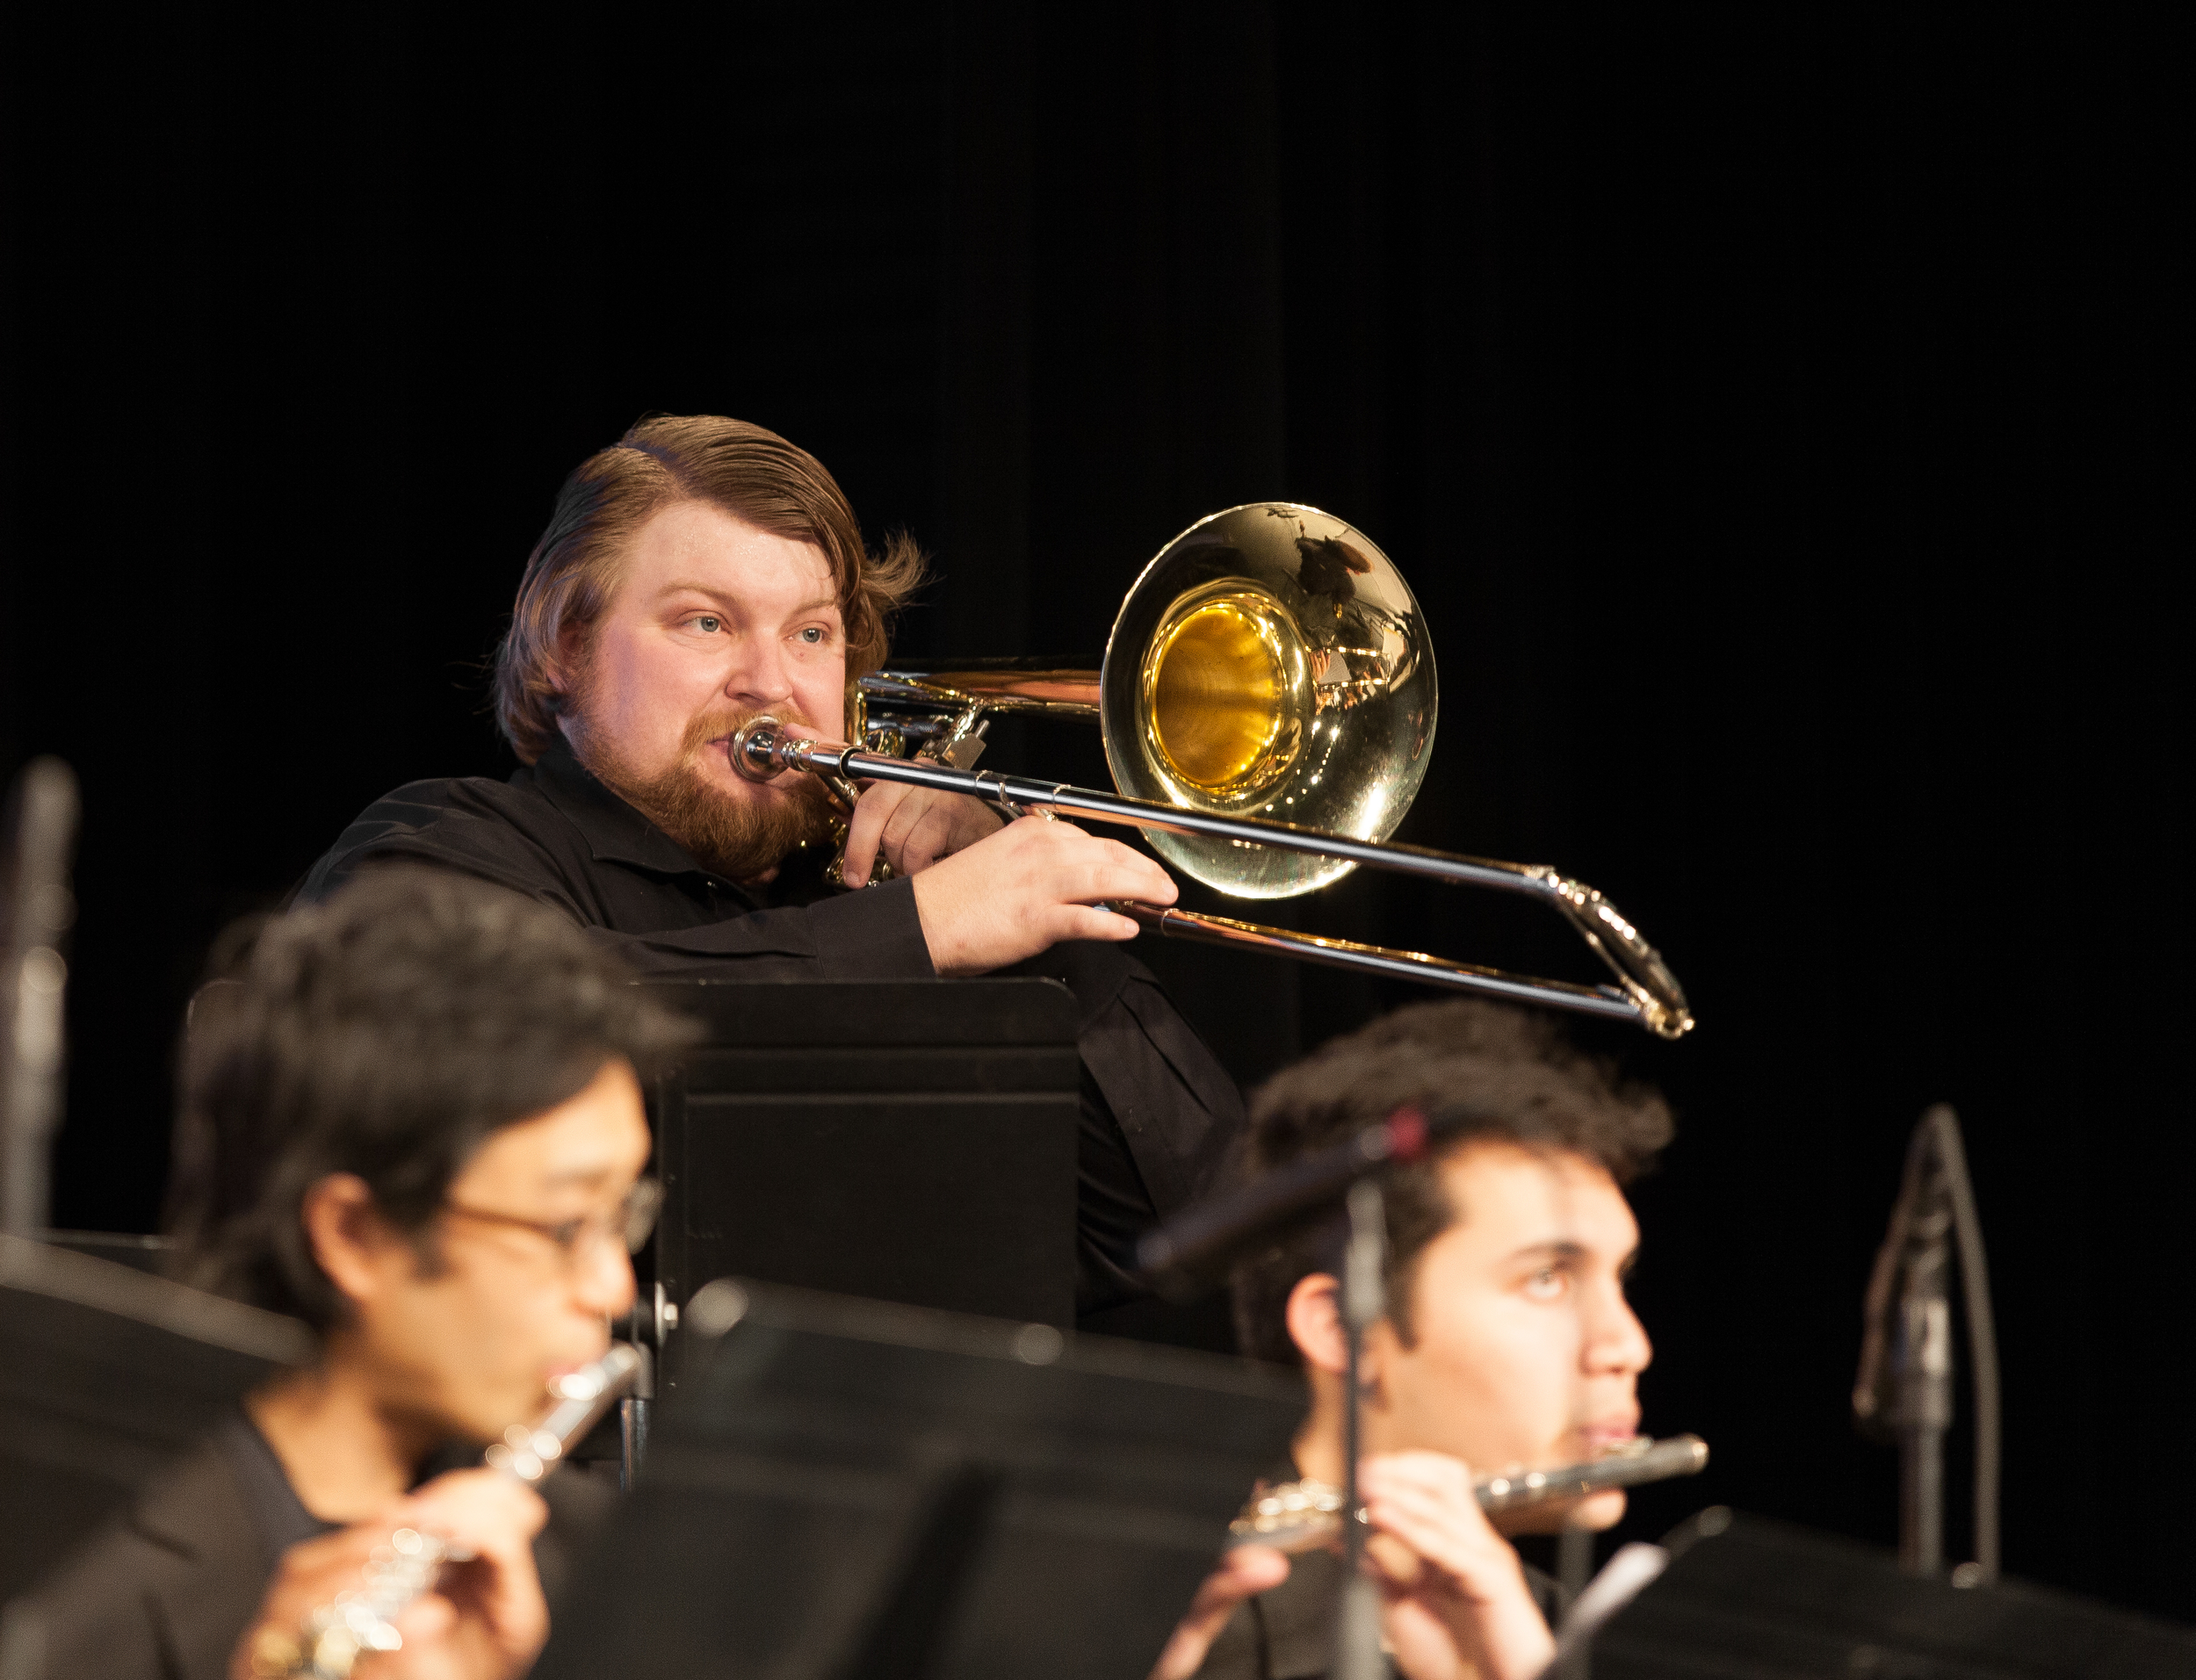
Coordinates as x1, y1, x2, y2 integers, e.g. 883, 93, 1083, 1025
567, 701, 839, 883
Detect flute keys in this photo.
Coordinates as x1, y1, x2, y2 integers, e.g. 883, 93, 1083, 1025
486, 1441, 545, 1480
309, 1625, 362, 1673
247, 1627, 301, 1678
1227, 1478, 1348, 1549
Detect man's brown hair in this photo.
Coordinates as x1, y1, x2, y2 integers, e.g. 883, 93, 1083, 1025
1231, 999, 1675, 1366
493, 415, 927, 764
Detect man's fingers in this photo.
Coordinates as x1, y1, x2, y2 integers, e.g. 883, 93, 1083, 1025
1020, 829, 1175, 908
389, 1589, 458, 1642
1355, 1453, 1521, 1600
1054, 905, 1144, 943
1082, 836, 1177, 904
852, 786, 1005, 880
393, 1470, 549, 1568
1214, 1545, 1291, 1601
1146, 1547, 1289, 1680
1358, 1453, 1481, 1521
910, 813, 1178, 972
842, 782, 914, 888
892, 803, 959, 876
1362, 1489, 1515, 1598
228, 1479, 549, 1680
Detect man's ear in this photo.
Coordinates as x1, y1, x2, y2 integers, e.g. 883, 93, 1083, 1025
1284, 1273, 1347, 1375
549, 621, 585, 699
299, 1173, 401, 1310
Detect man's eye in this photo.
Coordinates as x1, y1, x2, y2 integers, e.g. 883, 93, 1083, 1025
547, 1217, 587, 1251
797, 626, 826, 645
1524, 1267, 1568, 1300
692, 615, 723, 633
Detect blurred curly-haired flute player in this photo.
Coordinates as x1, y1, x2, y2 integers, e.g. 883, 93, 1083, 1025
27, 869, 694, 1680
293, 415, 1239, 1323
1149, 999, 1674, 1680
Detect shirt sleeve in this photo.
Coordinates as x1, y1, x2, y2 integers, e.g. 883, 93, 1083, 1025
585, 877, 938, 982
298, 784, 937, 984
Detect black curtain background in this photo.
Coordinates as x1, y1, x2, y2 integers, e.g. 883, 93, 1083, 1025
3, 2, 2183, 1619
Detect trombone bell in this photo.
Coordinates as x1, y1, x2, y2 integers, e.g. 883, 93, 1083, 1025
1142, 588, 1304, 797
1103, 503, 1437, 900
836, 501, 1694, 1037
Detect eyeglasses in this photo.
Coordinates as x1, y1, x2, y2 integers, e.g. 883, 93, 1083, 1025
440, 1179, 663, 1261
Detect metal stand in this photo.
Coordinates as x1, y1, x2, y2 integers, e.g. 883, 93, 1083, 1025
1894, 1270, 1952, 1575
1333, 1179, 1386, 1680
1854, 1105, 1997, 1583
2, 757, 78, 1241
615, 1309, 660, 1492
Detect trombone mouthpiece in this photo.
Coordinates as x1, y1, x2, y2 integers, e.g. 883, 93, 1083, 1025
729, 716, 787, 782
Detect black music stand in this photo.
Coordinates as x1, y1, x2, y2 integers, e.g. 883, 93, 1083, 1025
534, 1279, 1304, 1680
1583, 1509, 2196, 1678
639, 978, 1081, 1395
0, 1234, 311, 1604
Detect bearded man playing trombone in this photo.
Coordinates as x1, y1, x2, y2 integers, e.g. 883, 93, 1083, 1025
297, 414, 1241, 1322
1151, 999, 1675, 1680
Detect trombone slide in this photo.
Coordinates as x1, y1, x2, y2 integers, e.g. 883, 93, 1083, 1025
732, 720, 1693, 1038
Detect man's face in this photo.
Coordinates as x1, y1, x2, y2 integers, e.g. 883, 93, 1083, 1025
350, 1058, 653, 1446
1364, 1141, 1651, 1531
560, 500, 845, 876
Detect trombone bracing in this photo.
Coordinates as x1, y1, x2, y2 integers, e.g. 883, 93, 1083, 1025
734, 503, 1694, 1040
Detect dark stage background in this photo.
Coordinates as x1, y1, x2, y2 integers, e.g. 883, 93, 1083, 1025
4, 1, 2184, 1622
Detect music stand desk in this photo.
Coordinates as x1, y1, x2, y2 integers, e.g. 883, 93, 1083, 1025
641, 978, 1082, 1402
1591, 1510, 2196, 1678
0, 1234, 310, 1604
538, 1280, 1304, 1680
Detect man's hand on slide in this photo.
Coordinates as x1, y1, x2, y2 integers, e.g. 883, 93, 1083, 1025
840, 784, 1004, 886
909, 814, 1177, 973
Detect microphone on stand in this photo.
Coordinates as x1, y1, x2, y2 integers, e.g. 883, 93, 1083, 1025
2, 757, 80, 1240
1853, 1103, 2000, 1583
1135, 1104, 1494, 1297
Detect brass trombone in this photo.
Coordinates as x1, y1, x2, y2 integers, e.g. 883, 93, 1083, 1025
733, 502, 1694, 1039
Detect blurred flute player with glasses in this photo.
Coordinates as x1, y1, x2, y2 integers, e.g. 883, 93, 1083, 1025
26, 869, 694, 1680
1152, 1000, 1673, 1680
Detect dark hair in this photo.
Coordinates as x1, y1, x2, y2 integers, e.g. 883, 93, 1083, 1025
492, 414, 928, 763
1231, 999, 1674, 1366
166, 868, 697, 1330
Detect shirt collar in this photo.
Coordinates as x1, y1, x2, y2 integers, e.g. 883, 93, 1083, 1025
525, 736, 723, 881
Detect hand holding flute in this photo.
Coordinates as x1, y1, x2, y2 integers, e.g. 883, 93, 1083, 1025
1155, 1448, 1566, 1680
233, 1346, 639, 1680
230, 1472, 549, 1680
1153, 1436, 1708, 1680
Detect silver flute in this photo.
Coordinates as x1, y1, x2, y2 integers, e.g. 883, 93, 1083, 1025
1227, 1433, 1709, 1551
259, 1345, 642, 1679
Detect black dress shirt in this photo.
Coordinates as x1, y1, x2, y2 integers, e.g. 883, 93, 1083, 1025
296, 739, 1246, 1315
25, 1410, 610, 1680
